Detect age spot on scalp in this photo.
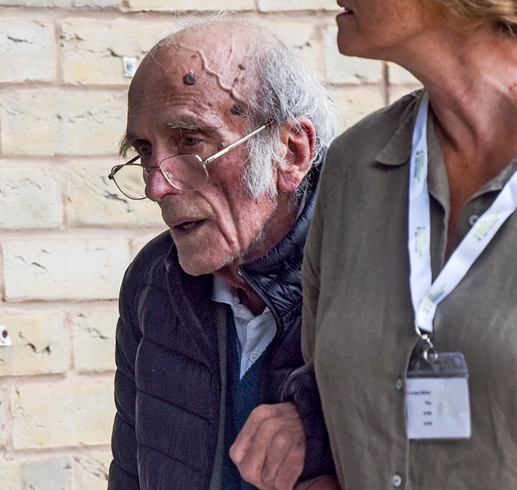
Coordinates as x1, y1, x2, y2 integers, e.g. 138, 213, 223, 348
183, 73, 196, 85
238, 63, 246, 70
231, 104, 244, 115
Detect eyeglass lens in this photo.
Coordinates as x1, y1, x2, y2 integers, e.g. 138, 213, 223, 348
159, 155, 209, 191
113, 164, 147, 200
113, 155, 209, 199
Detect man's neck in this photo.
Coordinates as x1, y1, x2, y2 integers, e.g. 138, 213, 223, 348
215, 266, 266, 316
214, 194, 300, 316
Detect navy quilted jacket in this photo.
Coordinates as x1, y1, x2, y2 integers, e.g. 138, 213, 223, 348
108, 165, 332, 490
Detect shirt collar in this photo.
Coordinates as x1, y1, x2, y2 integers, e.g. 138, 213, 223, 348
375, 91, 422, 167
212, 275, 237, 306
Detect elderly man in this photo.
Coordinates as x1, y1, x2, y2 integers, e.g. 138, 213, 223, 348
107, 16, 338, 490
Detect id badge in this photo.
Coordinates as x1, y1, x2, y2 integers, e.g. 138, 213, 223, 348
406, 352, 471, 440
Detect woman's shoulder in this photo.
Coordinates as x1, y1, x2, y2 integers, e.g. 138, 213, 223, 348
331, 90, 421, 152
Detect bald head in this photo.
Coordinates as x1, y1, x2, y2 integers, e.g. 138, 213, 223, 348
131, 20, 281, 122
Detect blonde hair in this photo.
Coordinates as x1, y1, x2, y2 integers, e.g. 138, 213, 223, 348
434, 0, 517, 33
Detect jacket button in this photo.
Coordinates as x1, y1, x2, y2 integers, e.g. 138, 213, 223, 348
393, 474, 402, 487
396, 378, 403, 390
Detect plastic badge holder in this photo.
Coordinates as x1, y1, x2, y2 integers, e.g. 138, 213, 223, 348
406, 352, 471, 440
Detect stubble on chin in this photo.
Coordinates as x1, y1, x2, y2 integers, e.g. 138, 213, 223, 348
171, 221, 268, 278
175, 242, 238, 277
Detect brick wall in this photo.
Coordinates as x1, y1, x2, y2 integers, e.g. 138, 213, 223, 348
0, 2, 420, 489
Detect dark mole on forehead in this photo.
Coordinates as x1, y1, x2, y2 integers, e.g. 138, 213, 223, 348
238, 64, 245, 70
183, 74, 196, 85
191, 54, 198, 59
231, 104, 244, 115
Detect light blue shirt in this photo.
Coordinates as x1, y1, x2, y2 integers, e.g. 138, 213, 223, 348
212, 275, 276, 379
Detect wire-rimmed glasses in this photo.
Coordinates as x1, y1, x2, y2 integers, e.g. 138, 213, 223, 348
108, 120, 275, 200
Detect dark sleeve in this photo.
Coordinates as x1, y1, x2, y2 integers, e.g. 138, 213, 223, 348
284, 175, 334, 481
282, 362, 335, 481
108, 270, 142, 490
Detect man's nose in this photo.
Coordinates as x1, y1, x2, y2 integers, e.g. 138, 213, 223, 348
144, 161, 183, 202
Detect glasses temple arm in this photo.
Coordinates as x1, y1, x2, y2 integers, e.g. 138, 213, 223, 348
109, 155, 141, 178
204, 120, 275, 165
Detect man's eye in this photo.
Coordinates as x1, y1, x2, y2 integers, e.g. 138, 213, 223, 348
183, 136, 198, 147
136, 145, 152, 157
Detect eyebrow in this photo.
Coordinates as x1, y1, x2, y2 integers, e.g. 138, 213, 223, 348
119, 116, 216, 157
166, 115, 213, 133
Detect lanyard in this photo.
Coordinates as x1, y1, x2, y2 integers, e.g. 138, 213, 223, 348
408, 92, 517, 340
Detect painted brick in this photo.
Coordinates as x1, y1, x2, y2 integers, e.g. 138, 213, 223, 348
0, 312, 69, 376
128, 0, 254, 11
2, 238, 131, 301
0, 0, 117, 6
75, 450, 112, 490
388, 61, 422, 85
0, 89, 127, 156
66, 163, 164, 227
323, 25, 383, 84
0, 166, 62, 230
258, 0, 339, 11
72, 310, 117, 373
0, 21, 56, 83
332, 85, 385, 129
256, 19, 319, 72
61, 21, 174, 85
0, 388, 8, 449
130, 230, 165, 259
389, 84, 422, 105
12, 381, 115, 449
0, 457, 73, 490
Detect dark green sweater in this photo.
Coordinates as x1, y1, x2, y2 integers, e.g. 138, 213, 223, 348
222, 323, 263, 490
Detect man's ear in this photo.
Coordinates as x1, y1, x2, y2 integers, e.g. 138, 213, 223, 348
277, 117, 316, 193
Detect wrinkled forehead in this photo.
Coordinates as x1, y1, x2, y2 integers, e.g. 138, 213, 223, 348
129, 26, 259, 117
